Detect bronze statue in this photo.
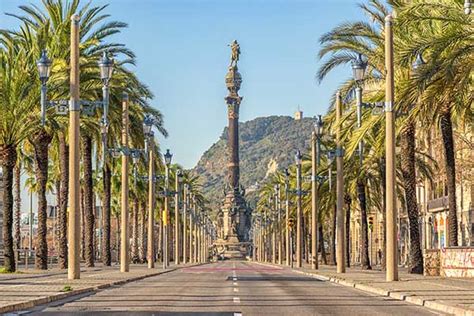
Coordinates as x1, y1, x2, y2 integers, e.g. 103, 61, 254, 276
229, 40, 240, 67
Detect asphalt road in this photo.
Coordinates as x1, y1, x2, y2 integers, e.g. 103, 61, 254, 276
27, 261, 443, 316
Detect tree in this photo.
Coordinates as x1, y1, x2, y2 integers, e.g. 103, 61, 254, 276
0, 35, 37, 272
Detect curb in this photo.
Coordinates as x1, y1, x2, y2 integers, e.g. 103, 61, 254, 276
250, 261, 474, 316
0, 264, 203, 314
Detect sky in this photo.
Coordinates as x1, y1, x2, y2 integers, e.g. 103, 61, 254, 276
0, 0, 365, 213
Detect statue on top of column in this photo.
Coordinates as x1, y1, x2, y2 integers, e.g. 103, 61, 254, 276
229, 40, 240, 67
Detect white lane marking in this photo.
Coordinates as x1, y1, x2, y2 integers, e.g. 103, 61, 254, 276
233, 288, 239, 292
233, 282, 238, 286
233, 297, 240, 303
234, 313, 242, 316
233, 277, 237, 281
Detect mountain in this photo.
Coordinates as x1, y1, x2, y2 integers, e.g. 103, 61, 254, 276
192, 115, 315, 211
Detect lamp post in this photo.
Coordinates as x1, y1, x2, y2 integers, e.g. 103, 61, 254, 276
68, 14, 81, 280
189, 193, 195, 263
284, 168, 290, 266
352, 53, 372, 270
295, 150, 303, 268
311, 115, 323, 270
465, 0, 472, 14
143, 116, 155, 268
98, 51, 113, 265
183, 184, 188, 264
163, 149, 172, 268
385, 14, 398, 281
174, 170, 183, 265
336, 91, 346, 274
120, 93, 130, 273
275, 184, 282, 265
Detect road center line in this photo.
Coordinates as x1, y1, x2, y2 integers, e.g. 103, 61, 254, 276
233, 297, 240, 303
233, 288, 239, 292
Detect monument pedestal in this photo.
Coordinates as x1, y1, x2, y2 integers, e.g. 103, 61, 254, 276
215, 237, 251, 260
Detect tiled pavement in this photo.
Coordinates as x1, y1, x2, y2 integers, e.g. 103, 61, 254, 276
0, 263, 193, 314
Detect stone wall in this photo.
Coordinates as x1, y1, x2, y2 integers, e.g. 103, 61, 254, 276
424, 249, 440, 276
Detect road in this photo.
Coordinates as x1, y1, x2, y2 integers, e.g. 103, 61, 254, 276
27, 261, 442, 315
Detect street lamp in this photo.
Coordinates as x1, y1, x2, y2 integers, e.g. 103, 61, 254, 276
98, 51, 114, 169
465, 0, 472, 15
164, 149, 173, 166
351, 53, 367, 83
36, 50, 52, 127
37, 50, 52, 83
98, 51, 114, 85
412, 52, 426, 71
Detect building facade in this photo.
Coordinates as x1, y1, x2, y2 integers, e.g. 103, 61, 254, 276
349, 123, 473, 266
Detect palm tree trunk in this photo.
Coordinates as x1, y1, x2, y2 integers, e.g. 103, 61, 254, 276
440, 108, 458, 246
81, 186, 85, 260
344, 194, 351, 267
357, 181, 371, 270
131, 197, 139, 263
1, 144, 17, 272
400, 121, 424, 274
31, 129, 52, 270
82, 135, 95, 267
58, 132, 68, 269
14, 161, 21, 250
318, 224, 327, 265
102, 165, 112, 266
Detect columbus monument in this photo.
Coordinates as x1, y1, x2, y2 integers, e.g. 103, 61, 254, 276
215, 40, 251, 259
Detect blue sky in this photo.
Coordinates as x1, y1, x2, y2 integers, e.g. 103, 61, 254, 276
1, 0, 364, 170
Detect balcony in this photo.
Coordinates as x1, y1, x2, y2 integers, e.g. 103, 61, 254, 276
427, 196, 449, 211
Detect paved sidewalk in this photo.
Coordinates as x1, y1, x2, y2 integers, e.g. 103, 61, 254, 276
258, 261, 474, 316
0, 262, 196, 314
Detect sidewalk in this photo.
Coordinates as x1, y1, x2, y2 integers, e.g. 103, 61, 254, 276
0, 262, 194, 314
260, 261, 474, 316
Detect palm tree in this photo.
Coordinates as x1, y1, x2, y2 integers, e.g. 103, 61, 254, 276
0, 35, 38, 272
398, 0, 472, 246
316, 0, 429, 271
